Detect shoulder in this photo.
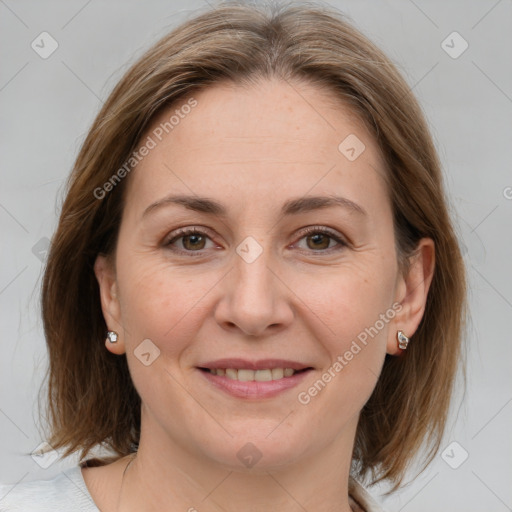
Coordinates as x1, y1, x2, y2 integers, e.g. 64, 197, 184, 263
0, 466, 98, 512
349, 476, 389, 512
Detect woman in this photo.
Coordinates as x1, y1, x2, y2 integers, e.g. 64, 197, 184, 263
0, 1, 466, 511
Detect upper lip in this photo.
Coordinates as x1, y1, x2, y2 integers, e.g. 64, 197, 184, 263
198, 358, 313, 371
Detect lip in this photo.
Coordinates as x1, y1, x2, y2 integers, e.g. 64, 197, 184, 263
197, 368, 312, 399
197, 358, 311, 371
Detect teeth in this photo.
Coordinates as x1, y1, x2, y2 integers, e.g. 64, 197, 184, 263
272, 368, 284, 380
238, 369, 256, 381
208, 368, 299, 381
225, 368, 237, 380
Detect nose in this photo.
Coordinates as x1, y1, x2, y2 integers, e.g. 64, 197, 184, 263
214, 239, 294, 337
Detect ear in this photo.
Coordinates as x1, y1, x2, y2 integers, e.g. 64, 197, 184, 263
94, 254, 126, 355
387, 237, 435, 355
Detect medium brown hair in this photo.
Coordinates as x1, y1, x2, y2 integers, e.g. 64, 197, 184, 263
40, 0, 466, 489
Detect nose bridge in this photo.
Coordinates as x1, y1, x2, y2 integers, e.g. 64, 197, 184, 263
233, 234, 276, 309
239, 237, 271, 278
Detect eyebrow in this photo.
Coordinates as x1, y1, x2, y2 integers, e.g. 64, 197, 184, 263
142, 193, 367, 219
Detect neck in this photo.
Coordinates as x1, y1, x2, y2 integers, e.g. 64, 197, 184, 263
117, 415, 358, 512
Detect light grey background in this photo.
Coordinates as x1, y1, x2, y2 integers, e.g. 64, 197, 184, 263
1, 0, 511, 511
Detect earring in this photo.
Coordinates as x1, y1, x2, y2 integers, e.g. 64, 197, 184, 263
106, 331, 118, 343
397, 330, 410, 350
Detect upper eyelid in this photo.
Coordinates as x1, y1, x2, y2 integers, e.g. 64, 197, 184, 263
166, 225, 343, 240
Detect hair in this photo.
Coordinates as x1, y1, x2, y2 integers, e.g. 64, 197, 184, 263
40, 0, 466, 490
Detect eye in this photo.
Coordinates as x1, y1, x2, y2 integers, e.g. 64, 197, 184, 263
164, 227, 216, 255
293, 226, 347, 253
164, 225, 347, 257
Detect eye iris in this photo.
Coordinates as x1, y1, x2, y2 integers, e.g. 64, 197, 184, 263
174, 230, 336, 252
183, 233, 205, 250
307, 233, 330, 250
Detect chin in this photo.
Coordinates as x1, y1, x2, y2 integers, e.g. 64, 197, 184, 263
194, 424, 312, 472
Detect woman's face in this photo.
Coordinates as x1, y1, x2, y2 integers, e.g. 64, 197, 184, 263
96, 78, 425, 470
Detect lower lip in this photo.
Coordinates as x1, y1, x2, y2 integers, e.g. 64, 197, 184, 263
197, 368, 312, 399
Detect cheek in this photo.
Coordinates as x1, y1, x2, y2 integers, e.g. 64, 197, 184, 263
114, 249, 234, 376
290, 257, 396, 403
114, 257, 214, 404
290, 256, 397, 344
119, 263, 210, 337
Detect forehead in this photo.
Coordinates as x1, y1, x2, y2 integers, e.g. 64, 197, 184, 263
124, 78, 388, 219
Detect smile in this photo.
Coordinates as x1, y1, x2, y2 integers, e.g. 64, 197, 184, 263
197, 365, 313, 399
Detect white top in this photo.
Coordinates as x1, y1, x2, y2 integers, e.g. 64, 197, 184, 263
0, 466, 98, 511
0, 465, 386, 511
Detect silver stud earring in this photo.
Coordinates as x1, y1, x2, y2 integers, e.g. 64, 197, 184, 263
397, 330, 410, 350
106, 331, 118, 343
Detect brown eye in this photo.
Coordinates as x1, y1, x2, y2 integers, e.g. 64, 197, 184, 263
181, 233, 207, 251
165, 228, 215, 255
305, 232, 331, 250
295, 226, 346, 253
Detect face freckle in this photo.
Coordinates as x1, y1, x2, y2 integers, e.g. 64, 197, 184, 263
111, 77, 401, 470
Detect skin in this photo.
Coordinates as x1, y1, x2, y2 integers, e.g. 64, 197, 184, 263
89, 77, 434, 512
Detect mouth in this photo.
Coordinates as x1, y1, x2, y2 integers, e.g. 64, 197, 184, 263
196, 359, 314, 399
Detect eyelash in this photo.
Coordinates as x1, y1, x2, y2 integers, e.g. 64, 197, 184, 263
164, 225, 347, 257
